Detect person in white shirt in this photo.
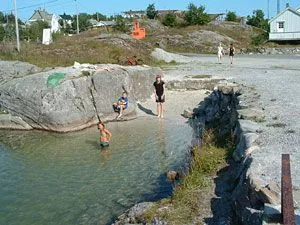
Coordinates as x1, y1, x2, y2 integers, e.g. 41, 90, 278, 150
217, 43, 224, 64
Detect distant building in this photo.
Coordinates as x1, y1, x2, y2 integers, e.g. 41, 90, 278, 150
122, 10, 146, 19
27, 8, 61, 33
88, 19, 116, 27
269, 5, 300, 41
60, 13, 73, 28
208, 13, 226, 22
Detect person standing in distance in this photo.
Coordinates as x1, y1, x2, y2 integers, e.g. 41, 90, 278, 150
229, 43, 235, 64
153, 75, 165, 118
217, 43, 224, 64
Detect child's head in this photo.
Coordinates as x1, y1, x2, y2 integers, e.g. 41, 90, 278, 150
230, 43, 233, 47
98, 121, 105, 130
122, 91, 127, 98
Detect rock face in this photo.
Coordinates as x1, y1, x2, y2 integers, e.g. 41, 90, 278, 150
151, 48, 193, 63
0, 60, 41, 86
0, 64, 160, 132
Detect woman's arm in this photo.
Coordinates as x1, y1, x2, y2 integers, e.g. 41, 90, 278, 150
105, 129, 112, 140
162, 83, 165, 97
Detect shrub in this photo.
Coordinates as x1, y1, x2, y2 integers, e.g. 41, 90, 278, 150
113, 16, 129, 33
162, 12, 177, 27
247, 10, 269, 31
146, 4, 158, 19
184, 3, 211, 25
0, 26, 5, 42
28, 20, 49, 41
226, 11, 237, 22
251, 32, 268, 46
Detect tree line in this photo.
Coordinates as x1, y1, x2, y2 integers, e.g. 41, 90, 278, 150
0, 3, 269, 44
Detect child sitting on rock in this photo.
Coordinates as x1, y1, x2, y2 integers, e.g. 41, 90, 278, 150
113, 92, 129, 119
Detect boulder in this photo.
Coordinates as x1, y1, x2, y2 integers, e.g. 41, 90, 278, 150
0, 64, 160, 132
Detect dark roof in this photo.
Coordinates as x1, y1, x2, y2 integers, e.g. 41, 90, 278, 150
28, 9, 53, 24
60, 13, 72, 20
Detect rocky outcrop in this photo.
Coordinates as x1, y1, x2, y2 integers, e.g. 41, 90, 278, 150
240, 47, 300, 55
151, 48, 193, 63
0, 64, 160, 132
0, 60, 41, 86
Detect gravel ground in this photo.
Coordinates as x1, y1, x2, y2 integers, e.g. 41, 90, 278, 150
160, 54, 300, 202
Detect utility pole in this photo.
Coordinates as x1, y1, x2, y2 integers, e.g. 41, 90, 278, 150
267, 0, 270, 19
13, 0, 20, 52
75, 0, 79, 34
277, 0, 280, 14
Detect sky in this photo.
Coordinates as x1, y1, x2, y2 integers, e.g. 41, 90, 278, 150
1, 0, 300, 21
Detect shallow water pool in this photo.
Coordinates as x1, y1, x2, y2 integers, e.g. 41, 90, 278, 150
0, 116, 193, 225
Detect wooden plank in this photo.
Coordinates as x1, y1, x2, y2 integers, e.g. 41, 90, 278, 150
281, 154, 296, 225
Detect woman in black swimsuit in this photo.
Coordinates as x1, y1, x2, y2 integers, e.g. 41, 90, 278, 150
229, 43, 235, 64
153, 75, 165, 118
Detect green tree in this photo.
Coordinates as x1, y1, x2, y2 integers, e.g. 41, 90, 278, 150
247, 10, 269, 31
28, 20, 49, 41
92, 12, 107, 21
72, 13, 92, 32
0, 12, 5, 24
113, 15, 129, 33
226, 11, 237, 22
184, 3, 210, 25
0, 26, 5, 41
146, 4, 158, 19
162, 12, 177, 27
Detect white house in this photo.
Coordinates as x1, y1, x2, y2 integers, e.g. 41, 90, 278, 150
269, 6, 300, 41
27, 8, 61, 33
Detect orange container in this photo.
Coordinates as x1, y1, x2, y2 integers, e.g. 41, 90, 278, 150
132, 20, 146, 40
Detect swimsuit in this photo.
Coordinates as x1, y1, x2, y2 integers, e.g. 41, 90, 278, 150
153, 81, 165, 103
229, 47, 234, 56
100, 142, 109, 148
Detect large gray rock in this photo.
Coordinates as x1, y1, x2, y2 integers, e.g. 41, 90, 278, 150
0, 64, 160, 132
0, 60, 41, 86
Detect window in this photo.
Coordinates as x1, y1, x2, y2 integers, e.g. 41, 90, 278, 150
278, 22, 284, 29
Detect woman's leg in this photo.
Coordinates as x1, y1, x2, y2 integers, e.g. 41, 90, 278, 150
160, 103, 164, 118
157, 103, 161, 117
118, 105, 124, 118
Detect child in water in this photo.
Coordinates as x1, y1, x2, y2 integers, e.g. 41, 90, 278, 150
98, 122, 112, 148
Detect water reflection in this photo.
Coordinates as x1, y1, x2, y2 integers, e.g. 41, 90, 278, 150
0, 118, 193, 225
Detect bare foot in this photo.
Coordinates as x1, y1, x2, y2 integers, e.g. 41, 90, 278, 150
117, 114, 122, 119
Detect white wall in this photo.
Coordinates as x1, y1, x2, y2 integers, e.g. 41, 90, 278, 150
270, 9, 300, 34
51, 15, 60, 33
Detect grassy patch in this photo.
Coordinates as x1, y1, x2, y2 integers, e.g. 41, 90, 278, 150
248, 116, 266, 123
0, 30, 153, 68
0, 109, 9, 115
141, 129, 235, 224
266, 122, 286, 128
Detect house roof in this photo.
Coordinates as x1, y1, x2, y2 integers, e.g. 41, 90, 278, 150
269, 6, 300, 23
28, 9, 53, 24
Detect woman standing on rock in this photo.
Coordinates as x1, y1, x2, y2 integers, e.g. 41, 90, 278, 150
229, 43, 235, 64
153, 75, 165, 118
